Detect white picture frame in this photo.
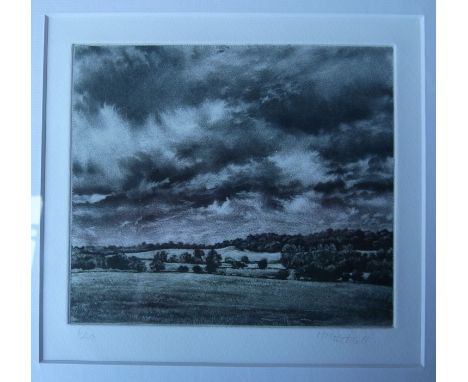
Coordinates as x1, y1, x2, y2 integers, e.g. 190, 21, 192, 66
31, 1, 435, 381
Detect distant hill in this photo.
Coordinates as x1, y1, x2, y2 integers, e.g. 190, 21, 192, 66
73, 228, 392, 254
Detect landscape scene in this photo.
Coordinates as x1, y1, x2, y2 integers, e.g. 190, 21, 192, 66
70, 45, 394, 326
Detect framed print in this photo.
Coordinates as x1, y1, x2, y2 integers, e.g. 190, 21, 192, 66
69, 43, 394, 327
31, 1, 435, 382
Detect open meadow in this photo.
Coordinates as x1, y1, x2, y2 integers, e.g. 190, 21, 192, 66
70, 271, 393, 326
125, 247, 284, 276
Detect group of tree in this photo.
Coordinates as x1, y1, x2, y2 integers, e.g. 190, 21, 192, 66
147, 249, 223, 274
224, 255, 268, 270
279, 245, 393, 286
213, 229, 392, 253
72, 249, 271, 275
71, 253, 146, 272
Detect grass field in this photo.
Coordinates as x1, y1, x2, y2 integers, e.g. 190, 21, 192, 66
126, 247, 283, 275
70, 272, 393, 326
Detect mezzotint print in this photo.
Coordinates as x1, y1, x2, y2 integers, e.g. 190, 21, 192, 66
70, 45, 394, 326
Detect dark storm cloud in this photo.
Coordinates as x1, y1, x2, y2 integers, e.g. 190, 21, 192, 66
117, 152, 187, 192
255, 81, 391, 136
320, 196, 349, 208
319, 128, 393, 164
73, 45, 392, 134
73, 184, 115, 196
313, 179, 346, 195
313, 177, 393, 210
72, 160, 103, 176
352, 179, 393, 193
94, 156, 305, 211
71, 45, 394, 245
72, 159, 115, 195
185, 159, 304, 209
173, 117, 279, 170
74, 46, 189, 124
73, 45, 111, 60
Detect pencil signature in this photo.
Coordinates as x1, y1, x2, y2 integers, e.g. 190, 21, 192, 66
316, 331, 373, 345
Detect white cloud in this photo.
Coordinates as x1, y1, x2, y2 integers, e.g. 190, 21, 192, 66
283, 192, 318, 213
206, 199, 233, 215
73, 193, 109, 204
270, 146, 328, 186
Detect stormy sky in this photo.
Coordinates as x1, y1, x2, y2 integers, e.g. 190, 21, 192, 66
71, 45, 393, 246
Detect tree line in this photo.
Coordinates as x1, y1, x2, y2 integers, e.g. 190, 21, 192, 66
280, 245, 392, 286
73, 229, 393, 255
71, 244, 392, 286
71, 248, 271, 275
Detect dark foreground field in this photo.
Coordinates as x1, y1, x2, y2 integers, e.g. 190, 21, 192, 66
70, 272, 393, 326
